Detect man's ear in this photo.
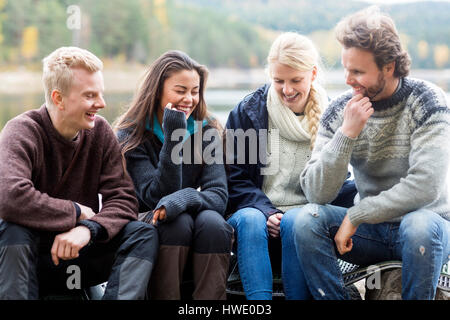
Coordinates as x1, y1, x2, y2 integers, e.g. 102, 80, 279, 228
383, 61, 396, 77
51, 89, 64, 110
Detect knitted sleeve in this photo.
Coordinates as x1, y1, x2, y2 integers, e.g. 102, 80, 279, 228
300, 93, 355, 205
0, 117, 77, 231
89, 119, 139, 241
155, 126, 228, 220
347, 87, 450, 226
121, 108, 186, 211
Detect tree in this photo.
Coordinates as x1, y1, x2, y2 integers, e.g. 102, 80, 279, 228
434, 45, 449, 68
21, 26, 38, 61
0, 0, 5, 45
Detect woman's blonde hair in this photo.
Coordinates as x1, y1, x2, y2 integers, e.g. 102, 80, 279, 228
267, 32, 326, 148
42, 47, 103, 108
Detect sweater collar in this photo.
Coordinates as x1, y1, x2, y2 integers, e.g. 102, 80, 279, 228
40, 105, 82, 148
371, 77, 410, 111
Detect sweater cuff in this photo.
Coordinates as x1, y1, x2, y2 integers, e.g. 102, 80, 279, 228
73, 202, 81, 219
346, 205, 366, 227
77, 220, 105, 244
155, 188, 201, 223
327, 128, 356, 155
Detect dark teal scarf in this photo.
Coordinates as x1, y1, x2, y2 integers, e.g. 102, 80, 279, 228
146, 113, 207, 143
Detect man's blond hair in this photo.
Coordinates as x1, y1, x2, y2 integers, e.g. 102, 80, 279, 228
42, 47, 103, 107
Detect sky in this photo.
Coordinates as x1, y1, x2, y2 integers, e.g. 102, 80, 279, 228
360, 0, 450, 3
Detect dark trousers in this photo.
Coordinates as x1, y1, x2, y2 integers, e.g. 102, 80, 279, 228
148, 209, 233, 300
0, 219, 158, 300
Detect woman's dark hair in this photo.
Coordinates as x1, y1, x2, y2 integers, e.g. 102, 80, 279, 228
114, 50, 219, 157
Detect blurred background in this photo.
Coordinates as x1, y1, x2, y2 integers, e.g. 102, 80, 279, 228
0, 0, 449, 127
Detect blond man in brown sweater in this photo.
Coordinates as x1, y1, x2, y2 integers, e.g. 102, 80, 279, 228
0, 47, 158, 300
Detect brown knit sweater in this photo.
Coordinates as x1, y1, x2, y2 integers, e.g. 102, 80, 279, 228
0, 105, 138, 241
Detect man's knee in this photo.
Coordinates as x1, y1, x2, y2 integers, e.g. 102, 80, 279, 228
294, 204, 325, 233
0, 221, 40, 299
0, 220, 39, 269
399, 210, 446, 256
118, 221, 159, 260
122, 220, 158, 241
280, 207, 302, 235
0, 220, 39, 247
399, 210, 444, 244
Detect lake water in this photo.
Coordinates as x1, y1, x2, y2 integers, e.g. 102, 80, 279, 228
0, 88, 258, 129
3, 87, 449, 130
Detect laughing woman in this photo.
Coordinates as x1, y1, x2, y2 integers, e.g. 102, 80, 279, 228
225, 32, 357, 300
114, 50, 233, 300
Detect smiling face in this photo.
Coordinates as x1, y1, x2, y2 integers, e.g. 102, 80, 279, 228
158, 69, 200, 123
341, 47, 396, 101
53, 68, 105, 140
271, 62, 316, 114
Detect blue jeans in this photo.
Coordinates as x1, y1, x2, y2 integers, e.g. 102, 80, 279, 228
293, 204, 450, 300
227, 207, 310, 300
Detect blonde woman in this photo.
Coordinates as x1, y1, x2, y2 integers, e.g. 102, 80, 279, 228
225, 32, 356, 299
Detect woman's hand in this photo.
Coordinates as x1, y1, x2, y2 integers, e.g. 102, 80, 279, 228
267, 213, 283, 238
152, 206, 167, 225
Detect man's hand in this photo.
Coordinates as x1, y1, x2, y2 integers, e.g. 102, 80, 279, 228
267, 213, 283, 238
51, 226, 91, 266
341, 94, 374, 139
76, 203, 96, 221
334, 214, 357, 255
152, 206, 167, 225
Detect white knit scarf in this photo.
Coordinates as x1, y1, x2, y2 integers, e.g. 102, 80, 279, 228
266, 85, 311, 142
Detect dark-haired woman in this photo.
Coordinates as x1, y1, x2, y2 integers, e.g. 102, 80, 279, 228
114, 50, 232, 300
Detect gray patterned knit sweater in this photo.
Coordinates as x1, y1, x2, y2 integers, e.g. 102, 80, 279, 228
300, 77, 450, 227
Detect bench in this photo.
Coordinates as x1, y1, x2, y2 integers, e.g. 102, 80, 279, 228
226, 253, 450, 299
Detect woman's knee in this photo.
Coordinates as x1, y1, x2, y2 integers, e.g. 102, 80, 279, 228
194, 210, 233, 254
157, 213, 194, 246
227, 207, 267, 236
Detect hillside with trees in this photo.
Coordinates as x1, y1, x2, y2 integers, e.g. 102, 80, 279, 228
0, 0, 448, 69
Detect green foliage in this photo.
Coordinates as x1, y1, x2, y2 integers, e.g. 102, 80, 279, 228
0, 0, 449, 69
182, 0, 450, 69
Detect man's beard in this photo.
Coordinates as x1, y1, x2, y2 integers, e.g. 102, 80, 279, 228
365, 72, 386, 101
